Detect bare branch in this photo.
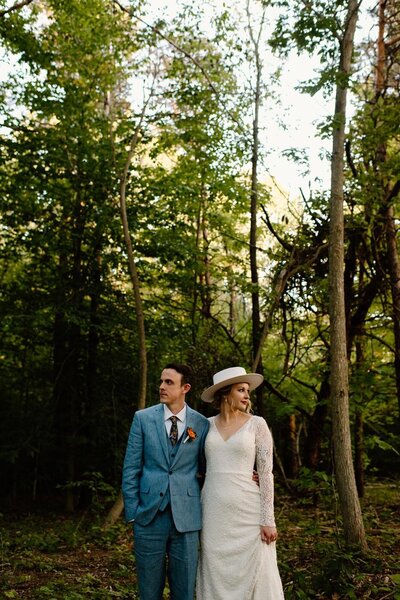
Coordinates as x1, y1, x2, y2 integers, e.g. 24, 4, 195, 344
260, 203, 294, 252
262, 377, 311, 420
252, 261, 295, 371
112, 0, 221, 108
386, 32, 400, 47
0, 0, 35, 17
112, 1, 294, 207
290, 375, 318, 394
387, 180, 400, 203
363, 331, 395, 354
207, 313, 247, 360
345, 139, 358, 178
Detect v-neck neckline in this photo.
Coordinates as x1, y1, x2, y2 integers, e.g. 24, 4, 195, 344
213, 415, 252, 442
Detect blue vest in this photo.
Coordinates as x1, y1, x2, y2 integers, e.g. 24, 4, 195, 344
159, 431, 184, 511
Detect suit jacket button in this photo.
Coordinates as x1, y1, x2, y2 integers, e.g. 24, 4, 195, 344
160, 492, 163, 496
169, 470, 173, 474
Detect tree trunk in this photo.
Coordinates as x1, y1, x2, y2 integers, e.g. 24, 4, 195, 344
328, 0, 367, 550
53, 296, 80, 513
201, 193, 212, 319
104, 491, 125, 527
119, 173, 147, 411
304, 379, 329, 471
289, 414, 300, 478
247, 1, 266, 415
354, 410, 365, 498
192, 201, 202, 346
354, 333, 366, 499
118, 99, 153, 411
374, 0, 400, 417
53, 187, 86, 512
106, 97, 154, 526
385, 204, 400, 416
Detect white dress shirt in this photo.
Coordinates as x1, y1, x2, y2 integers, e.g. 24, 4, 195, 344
164, 404, 187, 441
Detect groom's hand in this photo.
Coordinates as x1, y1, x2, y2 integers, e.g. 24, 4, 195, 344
252, 470, 260, 486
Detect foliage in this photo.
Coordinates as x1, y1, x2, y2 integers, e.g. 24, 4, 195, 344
277, 481, 400, 599
1, 481, 399, 598
0, 511, 139, 598
0, 0, 144, 501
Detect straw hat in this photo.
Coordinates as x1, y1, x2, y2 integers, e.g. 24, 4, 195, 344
201, 366, 263, 403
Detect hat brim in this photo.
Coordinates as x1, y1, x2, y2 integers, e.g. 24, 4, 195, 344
201, 373, 264, 403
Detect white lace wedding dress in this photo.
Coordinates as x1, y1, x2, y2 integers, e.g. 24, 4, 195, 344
196, 415, 284, 600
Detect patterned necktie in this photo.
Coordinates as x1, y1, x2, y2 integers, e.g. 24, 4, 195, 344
169, 416, 178, 446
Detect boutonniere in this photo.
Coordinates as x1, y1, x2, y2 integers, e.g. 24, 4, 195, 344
183, 427, 197, 444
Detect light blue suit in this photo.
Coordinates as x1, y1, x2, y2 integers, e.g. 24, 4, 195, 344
122, 403, 209, 600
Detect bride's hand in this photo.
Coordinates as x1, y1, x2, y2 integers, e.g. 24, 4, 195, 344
252, 470, 259, 486
260, 525, 278, 544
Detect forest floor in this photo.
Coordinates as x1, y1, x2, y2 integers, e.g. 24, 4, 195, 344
0, 479, 399, 599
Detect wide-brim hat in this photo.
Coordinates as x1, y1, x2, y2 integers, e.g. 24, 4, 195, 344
201, 366, 264, 403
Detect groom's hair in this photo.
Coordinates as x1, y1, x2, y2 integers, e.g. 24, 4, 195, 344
164, 362, 194, 388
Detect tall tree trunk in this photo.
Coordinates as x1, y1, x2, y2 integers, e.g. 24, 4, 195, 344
247, 1, 266, 415
106, 126, 148, 527
328, 0, 367, 549
119, 178, 147, 411
53, 185, 86, 513
385, 204, 400, 416
106, 93, 154, 526
201, 191, 212, 319
192, 202, 202, 346
354, 339, 365, 498
119, 103, 151, 411
375, 0, 400, 417
76, 243, 102, 508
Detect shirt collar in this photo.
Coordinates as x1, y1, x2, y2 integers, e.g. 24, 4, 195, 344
164, 404, 186, 422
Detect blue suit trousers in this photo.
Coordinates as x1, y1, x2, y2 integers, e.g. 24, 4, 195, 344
133, 506, 199, 600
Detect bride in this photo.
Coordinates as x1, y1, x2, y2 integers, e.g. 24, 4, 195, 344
196, 367, 284, 600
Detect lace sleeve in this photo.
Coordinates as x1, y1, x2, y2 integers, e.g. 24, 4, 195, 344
255, 416, 276, 527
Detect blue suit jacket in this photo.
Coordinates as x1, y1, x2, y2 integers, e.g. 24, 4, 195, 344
122, 403, 209, 533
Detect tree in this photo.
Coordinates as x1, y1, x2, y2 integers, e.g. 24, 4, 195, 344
328, 0, 367, 549
0, 0, 144, 506
375, 0, 400, 418
246, 0, 267, 415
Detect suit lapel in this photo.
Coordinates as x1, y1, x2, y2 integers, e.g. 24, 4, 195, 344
155, 404, 169, 463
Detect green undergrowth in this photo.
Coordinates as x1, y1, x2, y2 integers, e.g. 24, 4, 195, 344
276, 479, 400, 599
0, 480, 399, 599
0, 510, 139, 599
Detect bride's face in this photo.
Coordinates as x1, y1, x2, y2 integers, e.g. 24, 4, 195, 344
227, 383, 251, 413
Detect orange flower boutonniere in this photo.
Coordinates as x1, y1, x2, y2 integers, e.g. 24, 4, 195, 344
183, 427, 197, 444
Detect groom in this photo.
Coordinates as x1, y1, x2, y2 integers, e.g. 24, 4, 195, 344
122, 362, 209, 600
